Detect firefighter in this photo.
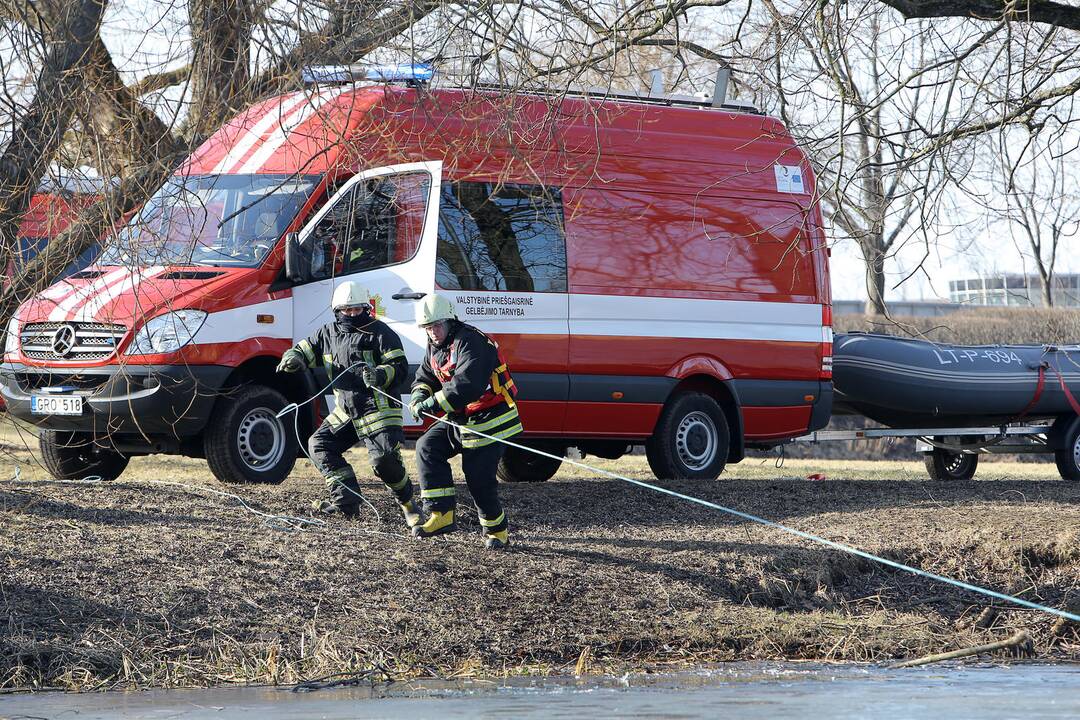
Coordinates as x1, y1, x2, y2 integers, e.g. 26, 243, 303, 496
276, 281, 422, 527
409, 293, 521, 550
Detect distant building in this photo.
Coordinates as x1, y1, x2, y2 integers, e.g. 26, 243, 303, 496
948, 274, 1080, 307
833, 300, 960, 317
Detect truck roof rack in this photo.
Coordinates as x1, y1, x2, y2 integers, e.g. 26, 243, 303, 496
465, 81, 763, 115
301, 62, 763, 115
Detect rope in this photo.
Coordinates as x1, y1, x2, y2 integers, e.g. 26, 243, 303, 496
371, 387, 1080, 624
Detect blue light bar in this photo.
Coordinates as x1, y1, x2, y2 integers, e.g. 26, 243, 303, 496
366, 63, 434, 82
301, 64, 434, 85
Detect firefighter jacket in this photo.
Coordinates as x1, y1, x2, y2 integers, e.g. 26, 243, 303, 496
413, 321, 522, 448
293, 317, 408, 436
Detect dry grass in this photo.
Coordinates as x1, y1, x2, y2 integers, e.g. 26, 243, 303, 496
836, 308, 1080, 345
1, 419, 1078, 691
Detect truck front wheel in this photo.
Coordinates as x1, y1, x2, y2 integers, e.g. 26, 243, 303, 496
205, 385, 297, 484
646, 392, 729, 480
40, 430, 130, 481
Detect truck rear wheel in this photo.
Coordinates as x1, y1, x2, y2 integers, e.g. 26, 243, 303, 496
497, 443, 563, 483
646, 392, 729, 480
1054, 416, 1080, 481
924, 446, 978, 481
205, 385, 297, 484
40, 430, 130, 481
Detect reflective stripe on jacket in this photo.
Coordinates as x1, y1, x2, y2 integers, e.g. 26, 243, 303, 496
293, 317, 408, 433
412, 322, 523, 447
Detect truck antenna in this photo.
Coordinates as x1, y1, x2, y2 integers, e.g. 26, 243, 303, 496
711, 66, 731, 108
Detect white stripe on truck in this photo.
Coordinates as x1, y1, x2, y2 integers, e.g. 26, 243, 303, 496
210, 92, 310, 175
567, 294, 823, 343
73, 265, 166, 322
47, 268, 130, 322
236, 87, 350, 174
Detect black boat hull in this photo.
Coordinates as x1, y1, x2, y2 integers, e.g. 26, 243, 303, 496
833, 333, 1080, 428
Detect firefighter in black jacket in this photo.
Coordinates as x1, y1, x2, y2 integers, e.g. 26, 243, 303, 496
409, 293, 521, 550
276, 281, 421, 527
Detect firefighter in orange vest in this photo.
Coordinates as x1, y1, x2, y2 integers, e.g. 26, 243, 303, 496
408, 293, 521, 550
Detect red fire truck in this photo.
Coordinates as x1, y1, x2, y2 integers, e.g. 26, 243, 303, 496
0, 68, 832, 485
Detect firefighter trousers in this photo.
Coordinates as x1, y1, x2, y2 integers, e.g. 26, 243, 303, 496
415, 421, 508, 534
308, 421, 412, 510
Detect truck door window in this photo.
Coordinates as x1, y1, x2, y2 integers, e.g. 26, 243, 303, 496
307, 179, 353, 280
309, 172, 430, 280
345, 172, 430, 274
435, 182, 567, 293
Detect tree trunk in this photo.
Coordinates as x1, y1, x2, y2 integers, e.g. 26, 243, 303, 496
1040, 271, 1054, 308
77, 37, 185, 178
187, 0, 253, 144
862, 244, 888, 315
0, 0, 106, 264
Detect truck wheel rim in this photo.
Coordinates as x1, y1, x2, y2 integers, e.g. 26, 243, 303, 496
1073, 435, 1080, 471
237, 408, 285, 472
676, 411, 717, 471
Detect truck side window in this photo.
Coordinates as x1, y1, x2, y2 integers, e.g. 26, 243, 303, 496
435, 182, 567, 293
344, 172, 430, 273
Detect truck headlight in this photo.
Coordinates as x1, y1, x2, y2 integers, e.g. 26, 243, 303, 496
125, 310, 207, 355
2, 317, 18, 357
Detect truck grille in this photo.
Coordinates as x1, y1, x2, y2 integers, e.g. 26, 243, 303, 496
19, 321, 127, 362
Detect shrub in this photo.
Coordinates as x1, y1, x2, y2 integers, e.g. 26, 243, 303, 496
835, 308, 1080, 346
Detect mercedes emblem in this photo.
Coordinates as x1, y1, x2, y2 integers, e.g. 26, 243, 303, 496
51, 324, 77, 357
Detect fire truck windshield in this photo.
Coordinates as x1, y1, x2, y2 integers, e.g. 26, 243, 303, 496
99, 174, 319, 268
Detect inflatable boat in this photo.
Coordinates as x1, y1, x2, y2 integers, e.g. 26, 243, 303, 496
833, 333, 1080, 428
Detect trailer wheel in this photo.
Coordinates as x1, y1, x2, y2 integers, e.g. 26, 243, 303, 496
924, 446, 978, 481
497, 443, 563, 483
205, 385, 297, 484
646, 392, 729, 480
1054, 417, 1080, 482
40, 430, 130, 481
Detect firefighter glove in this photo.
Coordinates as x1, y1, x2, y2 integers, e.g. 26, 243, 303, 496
409, 389, 433, 417
413, 395, 439, 417
276, 350, 305, 373
361, 365, 386, 388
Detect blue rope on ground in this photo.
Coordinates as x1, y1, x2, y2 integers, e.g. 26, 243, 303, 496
372, 386, 1080, 624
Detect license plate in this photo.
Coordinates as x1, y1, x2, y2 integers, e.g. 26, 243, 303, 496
31, 395, 83, 416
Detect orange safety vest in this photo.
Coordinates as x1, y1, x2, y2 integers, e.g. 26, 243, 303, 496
430, 333, 517, 416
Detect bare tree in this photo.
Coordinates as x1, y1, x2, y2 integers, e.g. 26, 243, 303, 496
876, 0, 1080, 33
0, 0, 106, 258
972, 126, 1080, 306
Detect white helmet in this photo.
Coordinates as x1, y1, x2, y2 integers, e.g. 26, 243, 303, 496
415, 293, 456, 326
332, 281, 371, 311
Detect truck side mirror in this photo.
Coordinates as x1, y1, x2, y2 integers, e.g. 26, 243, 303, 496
284, 232, 311, 283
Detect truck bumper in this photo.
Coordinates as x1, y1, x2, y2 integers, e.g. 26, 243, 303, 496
0, 363, 231, 439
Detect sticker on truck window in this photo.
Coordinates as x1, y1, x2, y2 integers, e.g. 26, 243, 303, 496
774, 165, 805, 194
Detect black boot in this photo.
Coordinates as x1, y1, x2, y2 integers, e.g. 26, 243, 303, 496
314, 468, 362, 517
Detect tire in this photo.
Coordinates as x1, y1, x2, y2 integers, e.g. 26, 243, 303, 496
1054, 416, 1080, 482
205, 385, 297, 484
497, 443, 563, 483
40, 430, 130, 481
646, 392, 730, 480
924, 446, 978, 481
